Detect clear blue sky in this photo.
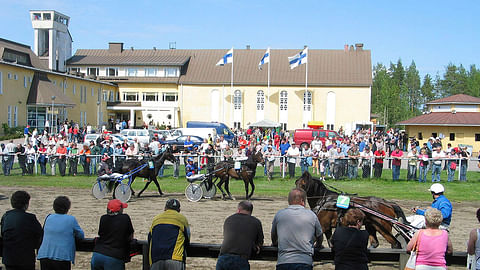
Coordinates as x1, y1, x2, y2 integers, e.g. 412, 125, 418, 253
1, 0, 478, 78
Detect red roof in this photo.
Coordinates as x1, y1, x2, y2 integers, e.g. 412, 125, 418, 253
427, 94, 480, 105
397, 112, 480, 126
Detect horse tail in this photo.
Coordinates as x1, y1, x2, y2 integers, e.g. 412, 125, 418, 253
391, 203, 408, 224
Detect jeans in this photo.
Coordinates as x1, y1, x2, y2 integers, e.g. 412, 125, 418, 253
91, 252, 125, 270
57, 158, 66, 176
300, 159, 308, 175
447, 161, 455, 182
347, 164, 358, 179
2, 157, 9, 175
39, 162, 47, 175
173, 160, 179, 177
392, 164, 400, 180
418, 166, 427, 182
90, 157, 98, 175
431, 163, 442, 182
460, 162, 467, 181
69, 158, 78, 175
288, 162, 296, 178
374, 162, 383, 178
276, 263, 313, 270
83, 162, 90, 175
407, 165, 417, 180
158, 164, 165, 177
216, 254, 250, 270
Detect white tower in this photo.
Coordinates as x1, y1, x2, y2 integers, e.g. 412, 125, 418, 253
30, 10, 72, 72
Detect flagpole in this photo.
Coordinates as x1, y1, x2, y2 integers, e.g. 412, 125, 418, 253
305, 47, 308, 128
231, 48, 234, 127
267, 48, 270, 121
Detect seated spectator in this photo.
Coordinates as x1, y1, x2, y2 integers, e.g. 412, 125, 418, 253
332, 208, 369, 270
407, 208, 452, 270
1, 190, 43, 270
91, 199, 134, 270
37, 196, 85, 269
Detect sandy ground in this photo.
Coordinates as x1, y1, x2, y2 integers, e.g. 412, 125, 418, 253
0, 186, 476, 270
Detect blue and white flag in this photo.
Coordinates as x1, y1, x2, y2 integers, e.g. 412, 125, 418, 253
258, 48, 270, 70
288, 47, 308, 69
216, 48, 233, 66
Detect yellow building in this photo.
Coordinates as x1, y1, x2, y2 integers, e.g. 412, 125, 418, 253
67, 43, 372, 132
398, 94, 480, 151
0, 38, 116, 135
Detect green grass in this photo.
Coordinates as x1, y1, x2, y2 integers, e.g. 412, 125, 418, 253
1, 164, 479, 201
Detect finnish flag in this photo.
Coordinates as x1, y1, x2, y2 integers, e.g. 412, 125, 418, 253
288, 47, 308, 69
216, 48, 233, 66
258, 48, 270, 70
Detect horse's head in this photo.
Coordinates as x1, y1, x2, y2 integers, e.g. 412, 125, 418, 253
295, 171, 313, 192
252, 150, 265, 165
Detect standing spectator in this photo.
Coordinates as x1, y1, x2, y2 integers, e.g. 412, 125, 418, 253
90, 141, 101, 175
311, 148, 320, 175
37, 196, 85, 269
467, 208, 480, 270
24, 125, 31, 145
148, 199, 190, 270
37, 143, 48, 175
390, 146, 403, 181
407, 148, 418, 181
333, 147, 346, 179
447, 148, 458, 182
171, 145, 180, 178
300, 144, 311, 175
373, 146, 385, 178
15, 143, 27, 176
279, 139, 290, 174
1, 143, 7, 175
417, 148, 429, 183
25, 144, 36, 175
431, 146, 445, 183
125, 143, 137, 159
264, 145, 277, 181
286, 142, 300, 179
47, 143, 57, 176
271, 188, 323, 270
332, 208, 369, 270
328, 143, 338, 178
406, 208, 452, 269
1, 191, 43, 270
68, 142, 79, 176
56, 141, 68, 176
5, 140, 16, 175
459, 146, 470, 182
360, 146, 373, 178
216, 201, 264, 270
91, 199, 134, 270
184, 136, 194, 152
319, 146, 329, 180
347, 144, 360, 179
79, 143, 91, 176
113, 143, 125, 162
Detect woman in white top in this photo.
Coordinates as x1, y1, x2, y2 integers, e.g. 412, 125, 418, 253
360, 146, 373, 178
286, 142, 300, 179
25, 144, 36, 175
319, 146, 329, 180
467, 208, 480, 270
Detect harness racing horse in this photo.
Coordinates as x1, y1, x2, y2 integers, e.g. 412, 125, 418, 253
295, 171, 407, 249
112, 149, 177, 198
214, 151, 264, 200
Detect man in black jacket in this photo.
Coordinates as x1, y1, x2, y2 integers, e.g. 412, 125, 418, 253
1, 190, 43, 270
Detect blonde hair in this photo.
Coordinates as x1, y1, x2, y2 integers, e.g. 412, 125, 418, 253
424, 208, 443, 228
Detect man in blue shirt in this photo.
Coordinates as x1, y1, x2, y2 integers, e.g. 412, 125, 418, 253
279, 139, 290, 175
184, 136, 193, 152
409, 183, 452, 230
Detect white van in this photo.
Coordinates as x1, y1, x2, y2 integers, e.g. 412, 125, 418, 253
173, 128, 217, 140
120, 129, 150, 145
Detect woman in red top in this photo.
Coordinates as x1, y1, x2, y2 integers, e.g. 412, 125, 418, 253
373, 146, 385, 178
37, 143, 48, 175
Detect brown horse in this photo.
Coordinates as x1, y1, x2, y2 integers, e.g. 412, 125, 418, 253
112, 149, 177, 197
214, 151, 264, 200
295, 171, 407, 248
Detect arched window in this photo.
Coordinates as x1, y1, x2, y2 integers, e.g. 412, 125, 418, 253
280, 91, 288, 111
234, 90, 242, 110
303, 91, 312, 111
256, 90, 264, 111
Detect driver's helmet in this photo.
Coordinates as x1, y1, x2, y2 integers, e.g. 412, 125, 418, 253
187, 157, 194, 162
429, 183, 445, 194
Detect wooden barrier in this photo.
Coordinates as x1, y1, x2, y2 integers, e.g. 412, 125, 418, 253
76, 238, 467, 270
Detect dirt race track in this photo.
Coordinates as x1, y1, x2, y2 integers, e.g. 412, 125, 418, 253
0, 186, 476, 270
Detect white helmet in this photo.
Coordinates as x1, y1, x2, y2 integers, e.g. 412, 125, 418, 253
429, 183, 445, 194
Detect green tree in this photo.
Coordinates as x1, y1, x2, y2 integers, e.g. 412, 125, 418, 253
405, 61, 421, 115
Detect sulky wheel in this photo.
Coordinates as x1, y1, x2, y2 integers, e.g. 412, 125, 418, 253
92, 182, 108, 199
200, 181, 216, 199
114, 183, 132, 203
185, 183, 203, 202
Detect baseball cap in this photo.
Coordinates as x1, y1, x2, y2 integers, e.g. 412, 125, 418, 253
107, 199, 128, 212
165, 198, 181, 211
429, 183, 445, 194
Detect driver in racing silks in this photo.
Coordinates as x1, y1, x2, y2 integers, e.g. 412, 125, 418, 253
408, 183, 452, 230
186, 157, 198, 177
98, 154, 112, 176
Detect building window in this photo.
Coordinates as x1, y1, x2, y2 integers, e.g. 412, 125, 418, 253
14, 74, 18, 80
303, 91, 312, 111
123, 92, 138, 101
163, 93, 178, 102
143, 92, 158, 102
280, 90, 288, 111
73, 84, 76, 95
0, 71, 3, 94
68, 67, 80, 73
256, 90, 264, 110
145, 68, 157, 77
418, 132, 423, 140
103, 91, 108, 101
24, 76, 27, 88
475, 134, 480, 142
233, 90, 242, 109
449, 133, 455, 141
127, 68, 138, 77
7, 73, 12, 80
87, 67, 99, 76
7, 106, 12, 127
281, 123, 287, 131
106, 67, 118, 77
84, 87, 88, 103
164, 67, 178, 77
14, 106, 17, 127
91, 87, 94, 97
327, 124, 335, 130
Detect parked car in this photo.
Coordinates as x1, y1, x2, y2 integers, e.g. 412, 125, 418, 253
293, 129, 341, 148
120, 129, 150, 145
186, 121, 234, 142
164, 135, 203, 151
149, 129, 177, 141
173, 128, 217, 140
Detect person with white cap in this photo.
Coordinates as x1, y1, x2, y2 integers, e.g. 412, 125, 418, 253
148, 198, 190, 270
408, 183, 452, 230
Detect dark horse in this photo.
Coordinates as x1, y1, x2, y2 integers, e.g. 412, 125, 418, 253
295, 171, 407, 249
213, 151, 264, 200
112, 149, 177, 198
